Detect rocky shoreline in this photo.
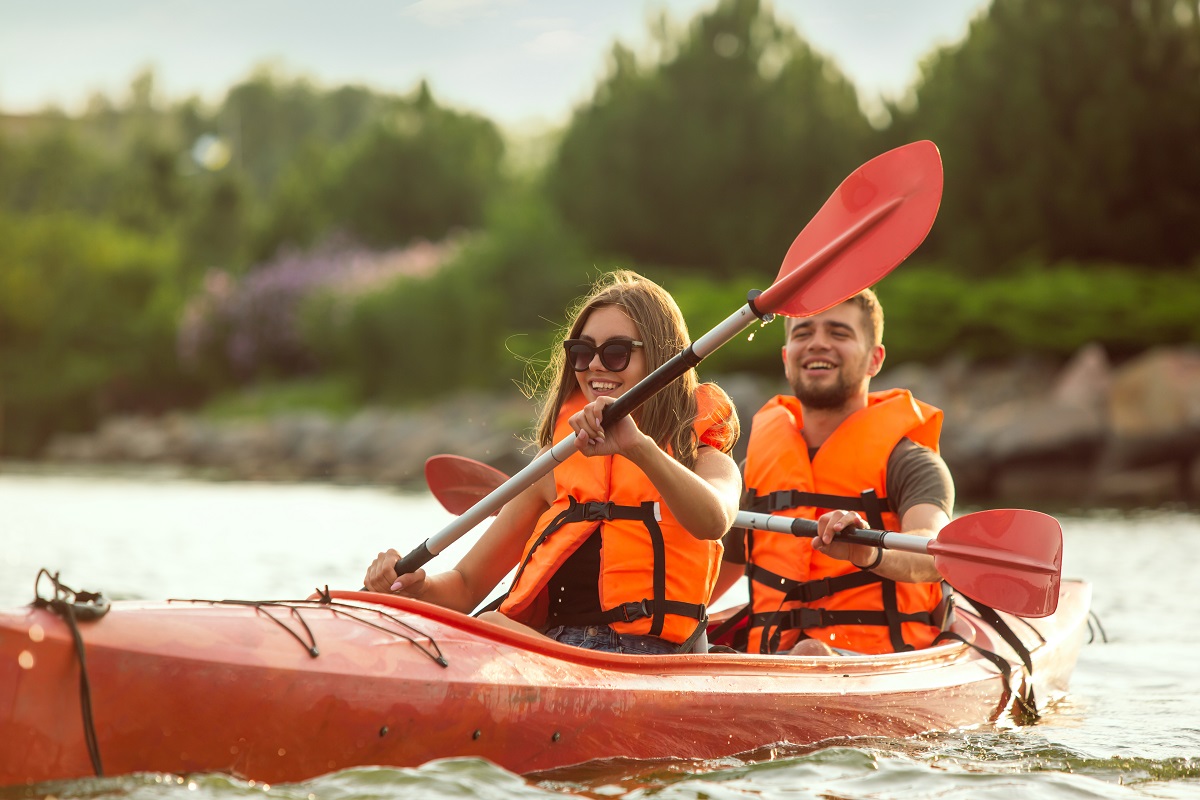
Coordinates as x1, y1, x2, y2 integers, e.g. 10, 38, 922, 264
34, 344, 1200, 509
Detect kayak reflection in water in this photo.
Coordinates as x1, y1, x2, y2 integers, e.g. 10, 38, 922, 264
364, 270, 741, 655
711, 288, 955, 656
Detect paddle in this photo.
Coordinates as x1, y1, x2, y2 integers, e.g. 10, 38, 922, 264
424, 455, 509, 516
424, 454, 1063, 618
392, 140, 943, 579
735, 510, 1062, 618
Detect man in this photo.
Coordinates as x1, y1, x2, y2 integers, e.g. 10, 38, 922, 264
713, 288, 954, 655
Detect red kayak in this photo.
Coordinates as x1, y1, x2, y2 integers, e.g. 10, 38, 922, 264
2, 579, 1090, 786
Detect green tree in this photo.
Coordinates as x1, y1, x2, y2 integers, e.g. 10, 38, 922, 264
219, 67, 397, 195
0, 123, 110, 215
547, 0, 875, 278
888, 0, 1200, 272
320, 83, 506, 248
0, 214, 191, 456
305, 187, 593, 402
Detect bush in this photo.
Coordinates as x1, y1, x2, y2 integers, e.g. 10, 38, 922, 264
656, 270, 784, 377
303, 191, 597, 403
876, 261, 1200, 363
0, 213, 188, 456
178, 238, 458, 386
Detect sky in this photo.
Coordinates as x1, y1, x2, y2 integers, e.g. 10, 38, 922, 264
0, 0, 990, 130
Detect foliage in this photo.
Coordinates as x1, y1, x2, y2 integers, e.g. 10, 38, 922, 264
656, 270, 784, 376
178, 238, 457, 385
220, 68, 393, 194
198, 377, 358, 421
547, 0, 876, 279
635, 261, 1200, 379
318, 85, 507, 249
0, 213, 190, 456
303, 189, 596, 403
885, 0, 1200, 273
4, 2, 1200, 455
875, 261, 1200, 363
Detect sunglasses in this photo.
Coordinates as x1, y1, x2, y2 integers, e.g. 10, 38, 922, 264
563, 338, 644, 372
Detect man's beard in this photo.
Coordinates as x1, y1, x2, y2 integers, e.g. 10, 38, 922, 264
791, 372, 854, 410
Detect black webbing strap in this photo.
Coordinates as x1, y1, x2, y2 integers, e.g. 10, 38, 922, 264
859, 488, 887, 530
706, 602, 751, 644
482, 496, 655, 619
494, 499, 582, 615
753, 603, 935, 654
549, 597, 708, 629
745, 487, 891, 516
881, 580, 912, 652
508, 497, 685, 638
747, 562, 881, 603
751, 606, 935, 632
645, 504, 668, 636
933, 629, 1037, 723
956, 597, 1042, 720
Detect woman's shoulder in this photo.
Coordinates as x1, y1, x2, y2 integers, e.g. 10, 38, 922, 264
695, 382, 739, 453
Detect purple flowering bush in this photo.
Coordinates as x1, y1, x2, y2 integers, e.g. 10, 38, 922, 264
177, 238, 458, 384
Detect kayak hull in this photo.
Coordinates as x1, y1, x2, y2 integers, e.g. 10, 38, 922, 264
0, 580, 1091, 786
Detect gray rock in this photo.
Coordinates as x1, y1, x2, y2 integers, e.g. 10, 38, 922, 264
36, 344, 1200, 506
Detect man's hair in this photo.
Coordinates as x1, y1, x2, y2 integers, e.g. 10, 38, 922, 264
785, 288, 884, 346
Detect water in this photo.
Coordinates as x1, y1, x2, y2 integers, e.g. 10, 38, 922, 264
2, 470, 1199, 799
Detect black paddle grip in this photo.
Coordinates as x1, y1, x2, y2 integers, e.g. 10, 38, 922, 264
788, 517, 888, 547
601, 347, 701, 427
393, 541, 434, 577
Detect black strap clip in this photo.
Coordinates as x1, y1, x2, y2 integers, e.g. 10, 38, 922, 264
620, 599, 652, 622
580, 501, 614, 521
766, 490, 799, 512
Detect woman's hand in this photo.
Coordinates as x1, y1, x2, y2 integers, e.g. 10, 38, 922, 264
364, 548, 428, 595
812, 510, 881, 569
568, 396, 650, 457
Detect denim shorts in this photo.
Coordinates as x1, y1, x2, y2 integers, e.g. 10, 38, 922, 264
543, 624, 678, 655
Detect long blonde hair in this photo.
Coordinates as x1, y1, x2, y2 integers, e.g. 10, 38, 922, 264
533, 271, 722, 470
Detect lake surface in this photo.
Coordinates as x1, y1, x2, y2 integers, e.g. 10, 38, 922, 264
2, 470, 1199, 799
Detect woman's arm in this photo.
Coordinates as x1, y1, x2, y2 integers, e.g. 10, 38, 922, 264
569, 397, 741, 541
364, 470, 553, 612
625, 442, 740, 540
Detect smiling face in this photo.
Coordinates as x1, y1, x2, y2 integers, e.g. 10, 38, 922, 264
782, 299, 885, 411
573, 304, 648, 402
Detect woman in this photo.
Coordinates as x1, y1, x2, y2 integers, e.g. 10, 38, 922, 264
363, 271, 741, 654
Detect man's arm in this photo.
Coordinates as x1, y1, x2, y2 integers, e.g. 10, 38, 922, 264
814, 439, 954, 583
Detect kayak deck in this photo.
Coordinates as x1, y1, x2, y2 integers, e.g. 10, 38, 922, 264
0, 580, 1091, 786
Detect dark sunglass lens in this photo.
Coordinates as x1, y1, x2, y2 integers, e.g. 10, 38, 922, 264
600, 342, 631, 372
567, 343, 594, 371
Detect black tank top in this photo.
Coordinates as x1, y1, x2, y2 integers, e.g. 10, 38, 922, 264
544, 527, 601, 624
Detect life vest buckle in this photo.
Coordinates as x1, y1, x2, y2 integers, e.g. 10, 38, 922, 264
766, 490, 799, 512
799, 577, 832, 603
619, 599, 652, 622
580, 501, 614, 521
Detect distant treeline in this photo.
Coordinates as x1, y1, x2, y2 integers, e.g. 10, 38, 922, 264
2, 0, 1199, 457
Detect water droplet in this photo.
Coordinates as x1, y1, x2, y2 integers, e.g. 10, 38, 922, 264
18, 650, 34, 669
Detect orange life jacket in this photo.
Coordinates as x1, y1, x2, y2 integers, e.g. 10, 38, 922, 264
499, 382, 735, 646
742, 389, 944, 654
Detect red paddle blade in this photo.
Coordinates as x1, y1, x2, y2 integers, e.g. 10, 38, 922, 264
424, 455, 509, 516
931, 509, 1063, 618
756, 140, 943, 318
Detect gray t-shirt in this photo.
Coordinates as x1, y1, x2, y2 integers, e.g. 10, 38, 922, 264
722, 438, 954, 565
